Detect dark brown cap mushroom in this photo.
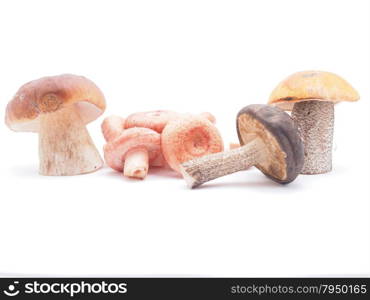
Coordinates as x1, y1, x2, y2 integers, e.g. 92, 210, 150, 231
269, 70, 359, 174
179, 104, 304, 188
5, 74, 106, 176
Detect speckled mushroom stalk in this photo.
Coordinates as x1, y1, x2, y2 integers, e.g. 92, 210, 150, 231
39, 106, 103, 175
180, 138, 265, 188
291, 101, 334, 174
180, 105, 304, 189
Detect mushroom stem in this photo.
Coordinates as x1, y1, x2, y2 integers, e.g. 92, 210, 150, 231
179, 138, 265, 188
123, 147, 149, 179
292, 101, 334, 174
39, 106, 103, 176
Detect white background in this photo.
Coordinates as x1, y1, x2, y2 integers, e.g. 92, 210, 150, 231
0, 0, 369, 277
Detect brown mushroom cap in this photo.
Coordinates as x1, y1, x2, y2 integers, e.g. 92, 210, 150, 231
5, 74, 106, 132
237, 104, 304, 183
268, 71, 360, 111
104, 127, 161, 172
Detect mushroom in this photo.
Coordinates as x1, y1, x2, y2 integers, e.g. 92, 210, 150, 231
161, 115, 224, 173
101, 115, 126, 142
103, 127, 162, 179
124, 110, 216, 133
269, 71, 359, 174
5, 74, 106, 176
179, 104, 304, 188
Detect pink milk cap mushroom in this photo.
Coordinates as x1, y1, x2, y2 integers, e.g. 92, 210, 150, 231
125, 110, 179, 133
102, 115, 165, 168
104, 127, 161, 179
125, 110, 216, 133
5, 74, 106, 176
161, 115, 224, 173
101, 115, 126, 142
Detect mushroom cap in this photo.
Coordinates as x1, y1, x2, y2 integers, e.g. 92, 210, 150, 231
125, 110, 179, 133
162, 115, 224, 173
5, 74, 106, 132
268, 71, 359, 111
237, 104, 304, 183
104, 127, 161, 172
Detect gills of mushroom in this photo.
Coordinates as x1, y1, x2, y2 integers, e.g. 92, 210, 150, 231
179, 104, 304, 188
5, 74, 106, 176
103, 127, 162, 179
268, 70, 360, 174
161, 115, 224, 173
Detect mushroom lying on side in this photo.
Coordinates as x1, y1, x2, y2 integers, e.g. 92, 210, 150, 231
102, 115, 163, 179
269, 71, 359, 174
179, 105, 304, 188
5, 74, 106, 176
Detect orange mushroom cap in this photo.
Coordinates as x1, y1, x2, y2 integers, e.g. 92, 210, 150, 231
268, 71, 359, 111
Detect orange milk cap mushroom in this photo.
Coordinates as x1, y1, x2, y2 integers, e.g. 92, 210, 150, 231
161, 115, 223, 173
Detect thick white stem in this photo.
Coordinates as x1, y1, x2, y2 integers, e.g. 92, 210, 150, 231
39, 106, 103, 176
123, 147, 149, 179
292, 101, 334, 174
180, 138, 265, 188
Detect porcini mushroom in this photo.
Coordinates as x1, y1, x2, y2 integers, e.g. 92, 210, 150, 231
5, 74, 106, 176
161, 115, 224, 173
103, 127, 161, 179
124, 110, 216, 133
179, 104, 304, 188
269, 71, 359, 174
